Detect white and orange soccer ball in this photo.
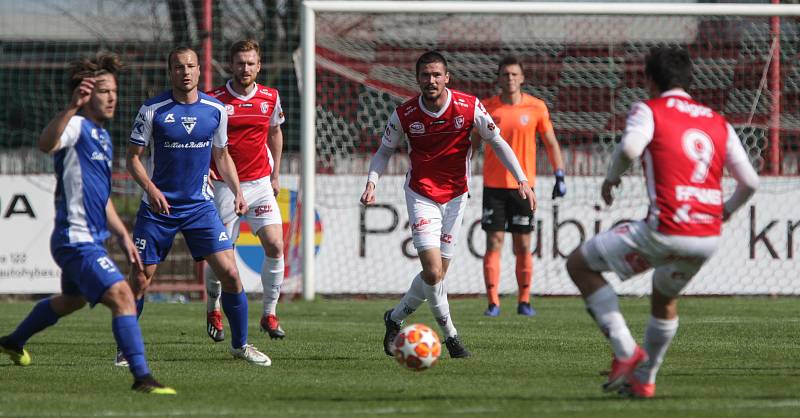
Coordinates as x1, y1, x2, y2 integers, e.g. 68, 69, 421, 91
391, 323, 441, 371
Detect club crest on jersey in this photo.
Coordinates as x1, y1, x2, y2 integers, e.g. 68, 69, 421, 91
454, 115, 464, 129
181, 116, 197, 135
520, 115, 529, 125
409, 121, 425, 134
164, 113, 175, 123
261, 102, 269, 114
225, 104, 234, 115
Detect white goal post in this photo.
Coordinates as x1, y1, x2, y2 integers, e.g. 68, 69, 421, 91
299, 1, 800, 300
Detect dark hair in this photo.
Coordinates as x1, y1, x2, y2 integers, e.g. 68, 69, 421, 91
167, 46, 196, 69
645, 46, 692, 92
497, 55, 524, 75
415, 51, 448, 76
67, 52, 122, 91
229, 39, 260, 62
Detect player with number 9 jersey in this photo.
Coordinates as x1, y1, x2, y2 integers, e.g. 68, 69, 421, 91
566, 47, 758, 399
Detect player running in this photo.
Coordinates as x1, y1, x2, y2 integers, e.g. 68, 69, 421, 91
125, 46, 270, 366
204, 39, 287, 342
0, 53, 175, 394
362, 51, 536, 359
566, 47, 759, 398
478, 55, 566, 317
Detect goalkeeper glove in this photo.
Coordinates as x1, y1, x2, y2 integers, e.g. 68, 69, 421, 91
552, 169, 566, 199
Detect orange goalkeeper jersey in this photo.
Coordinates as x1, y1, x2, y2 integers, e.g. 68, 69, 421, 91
482, 93, 553, 189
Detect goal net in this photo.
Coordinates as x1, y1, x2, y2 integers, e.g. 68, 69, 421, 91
304, 2, 800, 296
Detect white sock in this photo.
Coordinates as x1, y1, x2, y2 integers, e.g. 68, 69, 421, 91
422, 280, 457, 339
585, 285, 636, 359
635, 316, 679, 384
262, 256, 284, 316
390, 274, 426, 323
204, 263, 221, 312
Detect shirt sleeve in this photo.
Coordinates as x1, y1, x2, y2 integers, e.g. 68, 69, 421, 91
367, 110, 403, 184
54, 116, 82, 151
472, 97, 501, 140
270, 94, 285, 126
212, 105, 229, 148
129, 105, 153, 147
723, 123, 759, 215
536, 103, 554, 134
605, 102, 654, 182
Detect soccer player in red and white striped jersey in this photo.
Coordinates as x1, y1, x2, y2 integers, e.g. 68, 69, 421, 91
361, 51, 536, 359
566, 47, 759, 398
204, 39, 287, 343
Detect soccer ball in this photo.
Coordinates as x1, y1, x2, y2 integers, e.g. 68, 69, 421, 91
391, 323, 441, 371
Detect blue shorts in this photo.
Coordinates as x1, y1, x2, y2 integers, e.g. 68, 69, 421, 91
52, 241, 124, 307
132, 201, 233, 264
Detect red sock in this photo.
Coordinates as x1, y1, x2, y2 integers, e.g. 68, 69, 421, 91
516, 254, 532, 304
483, 250, 501, 306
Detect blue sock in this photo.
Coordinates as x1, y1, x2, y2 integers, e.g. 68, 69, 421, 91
112, 315, 150, 379
221, 291, 248, 349
136, 298, 144, 319
8, 299, 60, 347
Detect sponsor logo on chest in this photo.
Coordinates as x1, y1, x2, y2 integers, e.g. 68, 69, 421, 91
409, 121, 425, 134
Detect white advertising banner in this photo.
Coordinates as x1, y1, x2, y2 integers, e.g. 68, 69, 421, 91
231, 175, 799, 296
0, 175, 60, 293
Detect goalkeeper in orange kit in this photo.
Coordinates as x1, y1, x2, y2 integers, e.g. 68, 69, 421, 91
478, 55, 566, 317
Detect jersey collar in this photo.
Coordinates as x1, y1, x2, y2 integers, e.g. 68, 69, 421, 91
226, 80, 259, 101
417, 88, 452, 118
660, 88, 690, 99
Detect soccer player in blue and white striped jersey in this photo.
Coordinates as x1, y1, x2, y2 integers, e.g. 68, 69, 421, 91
125, 47, 270, 366
0, 53, 175, 394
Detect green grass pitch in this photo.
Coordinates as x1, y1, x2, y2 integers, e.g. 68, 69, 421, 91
1, 297, 798, 417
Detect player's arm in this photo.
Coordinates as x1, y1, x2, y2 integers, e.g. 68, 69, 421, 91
602, 102, 653, 206
541, 128, 567, 199
126, 143, 170, 215
721, 124, 759, 221
268, 124, 284, 196
212, 108, 247, 215
127, 105, 170, 214
105, 198, 143, 271
361, 110, 402, 206
474, 99, 536, 211
39, 77, 96, 153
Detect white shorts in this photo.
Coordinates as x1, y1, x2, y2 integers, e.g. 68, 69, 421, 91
404, 185, 468, 259
581, 220, 720, 296
212, 176, 282, 240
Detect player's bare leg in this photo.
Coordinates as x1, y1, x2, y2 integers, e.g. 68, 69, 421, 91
256, 223, 286, 339
206, 249, 271, 366
567, 249, 644, 392
483, 231, 504, 316
511, 232, 535, 316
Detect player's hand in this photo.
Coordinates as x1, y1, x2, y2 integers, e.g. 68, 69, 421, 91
118, 235, 144, 272
147, 186, 171, 215
552, 169, 567, 199
271, 176, 280, 197
518, 181, 537, 212
601, 178, 620, 206
70, 77, 95, 109
360, 181, 376, 206
234, 192, 248, 216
